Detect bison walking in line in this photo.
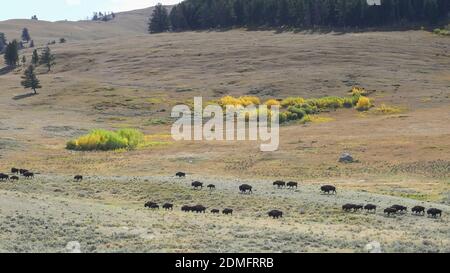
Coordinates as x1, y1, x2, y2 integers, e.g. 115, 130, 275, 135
211, 209, 220, 214
74, 175, 83, 182
10, 176, 19, 181
0, 173, 9, 181
19, 169, 29, 175
384, 207, 397, 216
342, 204, 355, 212
321, 185, 336, 195
191, 181, 203, 189
181, 205, 192, 212
145, 202, 157, 208
273, 181, 286, 188
163, 203, 174, 210
23, 172, 34, 179
222, 209, 233, 215
268, 210, 283, 219
11, 168, 19, 175
364, 204, 377, 213
239, 184, 253, 194
207, 184, 216, 190
427, 208, 442, 218
412, 206, 425, 215
287, 182, 298, 189
176, 172, 186, 178
192, 205, 207, 213
391, 205, 407, 213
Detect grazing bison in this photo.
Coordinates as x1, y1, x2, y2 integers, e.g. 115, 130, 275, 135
19, 169, 29, 175
163, 203, 174, 210
412, 206, 425, 215
223, 209, 233, 215
321, 185, 336, 195
191, 181, 203, 189
384, 207, 397, 216
176, 172, 186, 178
0, 173, 9, 181
211, 209, 220, 214
287, 182, 298, 189
207, 184, 216, 190
239, 184, 253, 194
10, 176, 19, 181
391, 205, 407, 213
74, 175, 83, 182
145, 201, 157, 208
268, 210, 283, 219
273, 181, 286, 188
181, 205, 192, 212
364, 204, 377, 213
342, 204, 355, 212
353, 205, 364, 211
11, 168, 19, 174
427, 208, 442, 218
192, 205, 207, 213
23, 172, 34, 179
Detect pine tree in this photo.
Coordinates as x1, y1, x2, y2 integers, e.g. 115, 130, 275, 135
21, 55, 27, 66
0, 32, 6, 53
22, 28, 31, 42
39, 47, 56, 72
4, 40, 19, 66
32, 49, 39, 65
148, 3, 170, 33
21, 65, 42, 94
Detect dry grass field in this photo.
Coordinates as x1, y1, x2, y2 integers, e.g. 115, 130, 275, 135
0, 10, 449, 253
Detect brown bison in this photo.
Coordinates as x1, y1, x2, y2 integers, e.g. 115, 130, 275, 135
11, 168, 19, 174
427, 208, 442, 218
273, 181, 286, 188
342, 204, 355, 212
353, 205, 364, 211
191, 181, 203, 189
19, 169, 29, 175
10, 176, 19, 181
287, 182, 298, 189
145, 201, 157, 208
211, 209, 220, 214
176, 172, 186, 178
268, 210, 283, 219
74, 175, 83, 182
163, 203, 174, 210
192, 205, 207, 213
321, 185, 336, 194
223, 209, 233, 215
207, 184, 216, 190
384, 207, 397, 216
181, 205, 192, 212
364, 204, 377, 213
239, 184, 253, 194
391, 205, 407, 213
0, 173, 9, 181
412, 206, 425, 215
23, 172, 34, 179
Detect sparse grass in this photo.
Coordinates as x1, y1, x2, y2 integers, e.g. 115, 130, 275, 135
433, 27, 450, 36
373, 104, 404, 115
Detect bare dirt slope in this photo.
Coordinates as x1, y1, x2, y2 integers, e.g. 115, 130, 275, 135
0, 15, 449, 252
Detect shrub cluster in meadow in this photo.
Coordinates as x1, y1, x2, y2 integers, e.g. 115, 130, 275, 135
66, 129, 144, 151
217, 87, 372, 124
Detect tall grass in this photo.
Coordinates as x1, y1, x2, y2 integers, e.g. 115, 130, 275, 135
67, 128, 145, 151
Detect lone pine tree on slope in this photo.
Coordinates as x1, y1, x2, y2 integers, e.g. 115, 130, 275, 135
148, 3, 170, 33
39, 46, 55, 72
21, 65, 42, 94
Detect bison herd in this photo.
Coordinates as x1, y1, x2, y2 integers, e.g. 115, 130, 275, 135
342, 203, 442, 218
0, 168, 35, 181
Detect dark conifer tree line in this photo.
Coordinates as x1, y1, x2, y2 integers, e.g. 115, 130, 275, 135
165, 0, 449, 31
